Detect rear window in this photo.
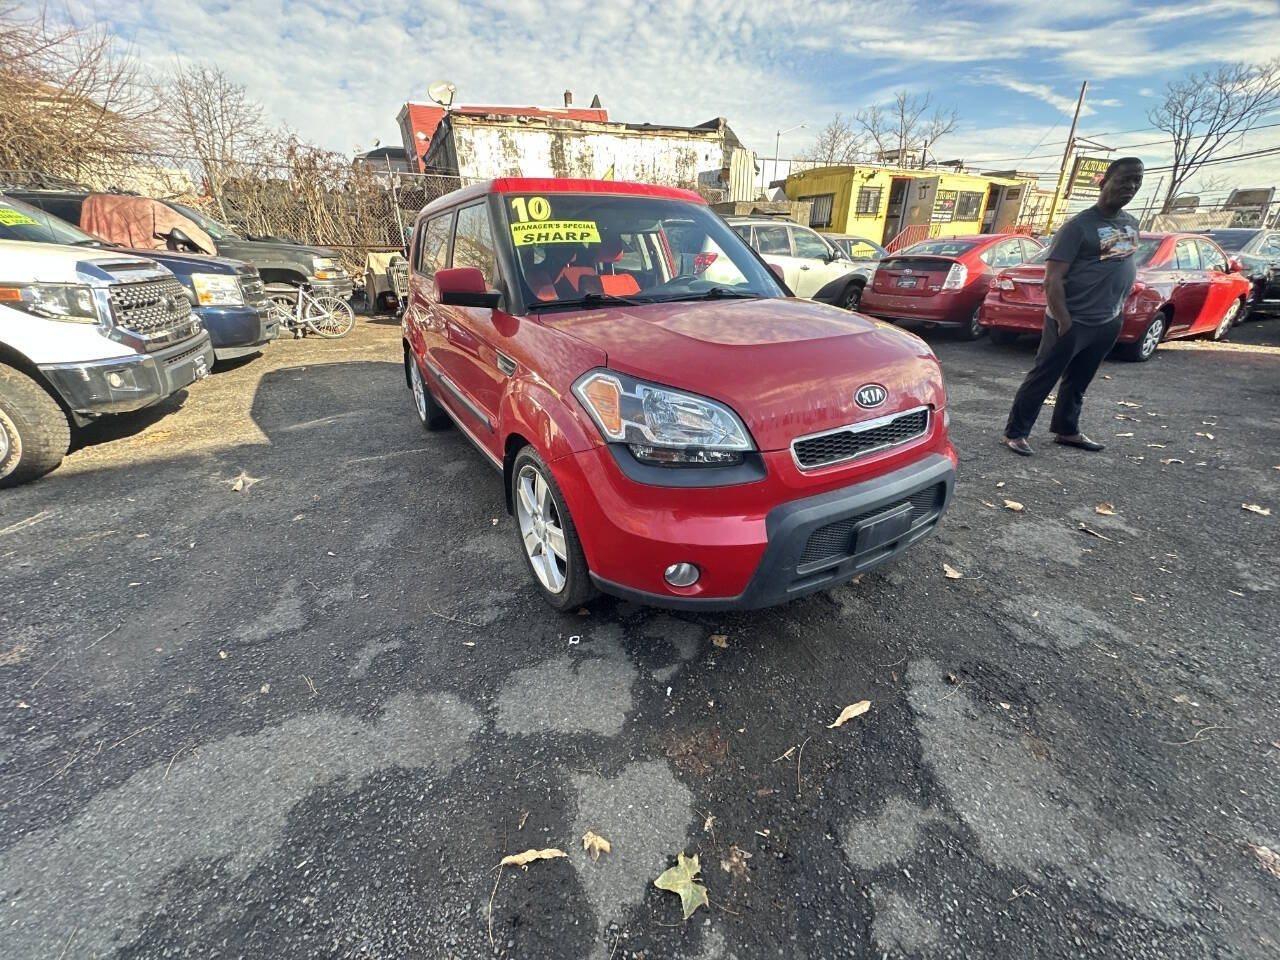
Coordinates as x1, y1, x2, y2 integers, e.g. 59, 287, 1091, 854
901, 239, 979, 257
1027, 237, 1162, 266
1202, 229, 1255, 252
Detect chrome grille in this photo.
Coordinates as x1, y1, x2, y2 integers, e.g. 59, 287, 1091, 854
792, 407, 929, 470
108, 277, 193, 335
799, 483, 946, 566
238, 273, 267, 305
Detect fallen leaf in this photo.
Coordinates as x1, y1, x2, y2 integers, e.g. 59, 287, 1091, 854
218, 650, 228, 659
1102, 374, 1112, 379
996, 481, 1006, 488
1115, 432, 1134, 437
1195, 432, 1215, 440
1003, 499, 1024, 512
1147, 443, 1166, 448
827, 700, 872, 728
224, 470, 262, 493
654, 852, 709, 919
1079, 523, 1115, 542
1115, 414, 1141, 421
999, 702, 1011, 710
576, 607, 590, 616
260, 683, 270, 694
1242, 503, 1272, 516
490, 518, 499, 525
720, 844, 752, 879
1095, 503, 1116, 516
1160, 458, 1184, 465
943, 562, 963, 580
703, 813, 715, 833
1249, 844, 1280, 881
582, 832, 612, 861
1117, 400, 1141, 408
710, 634, 728, 649
499, 848, 568, 869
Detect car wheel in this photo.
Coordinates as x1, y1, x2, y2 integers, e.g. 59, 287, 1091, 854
0, 366, 72, 488
1211, 297, 1243, 342
958, 307, 986, 341
840, 281, 863, 311
511, 446, 596, 611
408, 353, 451, 431
1119, 312, 1166, 362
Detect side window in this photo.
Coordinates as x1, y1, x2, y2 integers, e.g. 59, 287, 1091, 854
451, 203, 496, 284
992, 240, 1024, 268
413, 213, 451, 276
791, 226, 831, 260
1197, 240, 1227, 273
1261, 234, 1280, 257
1019, 238, 1040, 261
731, 224, 752, 242
1174, 240, 1202, 271
754, 224, 791, 255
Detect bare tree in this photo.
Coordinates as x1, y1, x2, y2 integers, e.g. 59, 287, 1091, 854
856, 92, 958, 168
157, 63, 272, 217
0, 3, 156, 186
798, 113, 865, 166
1149, 58, 1280, 213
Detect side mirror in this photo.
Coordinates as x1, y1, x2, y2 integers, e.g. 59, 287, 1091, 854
1228, 258, 1244, 274
435, 266, 501, 308
767, 262, 786, 283
166, 227, 195, 251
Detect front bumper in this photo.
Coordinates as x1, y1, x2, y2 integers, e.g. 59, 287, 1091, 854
196, 304, 277, 359
557, 438, 955, 611
40, 332, 215, 416
311, 275, 354, 300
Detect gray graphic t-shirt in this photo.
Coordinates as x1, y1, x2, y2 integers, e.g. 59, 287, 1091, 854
1045, 206, 1140, 325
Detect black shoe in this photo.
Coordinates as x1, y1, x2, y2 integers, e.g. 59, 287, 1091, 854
1054, 434, 1105, 451
1005, 437, 1033, 456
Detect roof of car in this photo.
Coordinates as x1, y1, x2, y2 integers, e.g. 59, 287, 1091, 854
418, 178, 706, 220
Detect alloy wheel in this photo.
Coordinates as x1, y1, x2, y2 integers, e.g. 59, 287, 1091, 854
1214, 300, 1240, 340
0, 414, 13, 478
515, 465, 568, 594
1141, 315, 1165, 358
410, 359, 428, 421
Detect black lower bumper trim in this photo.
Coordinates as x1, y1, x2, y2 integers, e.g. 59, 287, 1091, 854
591, 452, 956, 610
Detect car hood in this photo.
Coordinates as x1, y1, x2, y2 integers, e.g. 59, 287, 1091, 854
542, 297, 946, 451
213, 238, 341, 261
120, 247, 249, 274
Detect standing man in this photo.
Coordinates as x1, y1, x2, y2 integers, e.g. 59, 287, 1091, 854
1004, 157, 1145, 456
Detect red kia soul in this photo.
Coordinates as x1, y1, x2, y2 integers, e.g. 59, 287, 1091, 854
402, 178, 956, 610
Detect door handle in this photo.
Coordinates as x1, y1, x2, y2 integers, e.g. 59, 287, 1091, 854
1175, 278, 1188, 285
800, 264, 811, 271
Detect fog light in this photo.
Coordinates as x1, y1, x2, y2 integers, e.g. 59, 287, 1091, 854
664, 563, 700, 587
106, 369, 136, 390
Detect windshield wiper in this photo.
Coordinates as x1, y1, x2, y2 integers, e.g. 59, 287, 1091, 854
656, 287, 762, 302
528, 292, 651, 311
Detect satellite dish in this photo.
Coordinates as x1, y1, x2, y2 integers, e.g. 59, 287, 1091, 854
428, 81, 457, 108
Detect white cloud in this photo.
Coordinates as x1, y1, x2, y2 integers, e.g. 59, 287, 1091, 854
984, 73, 1096, 116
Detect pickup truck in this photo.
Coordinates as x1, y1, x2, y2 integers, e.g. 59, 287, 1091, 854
8, 189, 354, 302
1, 194, 276, 362
0, 239, 213, 486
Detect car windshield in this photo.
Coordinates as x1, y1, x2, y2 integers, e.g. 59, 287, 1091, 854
1028, 237, 1162, 266
901, 239, 979, 257
836, 237, 885, 260
501, 193, 784, 310
1203, 229, 1256, 252
164, 201, 239, 240
0, 195, 104, 246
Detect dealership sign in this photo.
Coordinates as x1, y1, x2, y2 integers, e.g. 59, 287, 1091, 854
1068, 156, 1111, 197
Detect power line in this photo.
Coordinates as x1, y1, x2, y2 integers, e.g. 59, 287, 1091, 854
964, 119, 1280, 166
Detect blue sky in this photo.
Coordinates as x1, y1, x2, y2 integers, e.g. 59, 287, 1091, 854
93, 0, 1280, 207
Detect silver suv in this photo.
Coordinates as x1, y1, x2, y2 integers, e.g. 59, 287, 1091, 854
726, 216, 877, 309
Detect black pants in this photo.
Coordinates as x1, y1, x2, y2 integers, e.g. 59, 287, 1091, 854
1005, 314, 1122, 440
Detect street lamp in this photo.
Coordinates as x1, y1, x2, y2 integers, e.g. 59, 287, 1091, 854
767, 123, 806, 194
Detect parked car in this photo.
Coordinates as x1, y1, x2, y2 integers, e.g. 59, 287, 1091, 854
1, 195, 275, 363
978, 233, 1252, 362
7, 189, 354, 301
827, 234, 887, 264
402, 178, 956, 611
725, 216, 875, 309
860, 234, 1044, 340
0, 238, 214, 486
1200, 228, 1280, 316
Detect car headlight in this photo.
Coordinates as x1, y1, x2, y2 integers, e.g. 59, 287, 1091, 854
190, 273, 245, 306
0, 283, 100, 323
311, 257, 344, 279
573, 370, 754, 466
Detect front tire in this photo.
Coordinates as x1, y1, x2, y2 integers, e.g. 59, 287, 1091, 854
1118, 311, 1166, 362
1210, 297, 1243, 342
511, 446, 596, 611
0, 366, 72, 488
840, 281, 864, 311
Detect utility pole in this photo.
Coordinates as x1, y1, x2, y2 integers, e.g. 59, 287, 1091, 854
1045, 81, 1087, 230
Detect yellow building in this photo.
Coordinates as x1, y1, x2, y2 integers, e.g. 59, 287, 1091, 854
784, 165, 1040, 248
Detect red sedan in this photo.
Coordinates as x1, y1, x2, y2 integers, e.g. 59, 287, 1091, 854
860, 234, 1044, 340
979, 233, 1252, 361
402, 178, 957, 610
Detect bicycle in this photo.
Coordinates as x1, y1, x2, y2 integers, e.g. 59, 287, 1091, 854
267, 283, 355, 339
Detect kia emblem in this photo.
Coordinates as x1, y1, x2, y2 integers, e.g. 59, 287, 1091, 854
856, 384, 888, 408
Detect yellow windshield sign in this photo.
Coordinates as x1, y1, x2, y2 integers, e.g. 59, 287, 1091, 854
0, 206, 39, 226
510, 220, 600, 246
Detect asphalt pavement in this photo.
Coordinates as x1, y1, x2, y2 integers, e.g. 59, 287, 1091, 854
1, 313, 1277, 960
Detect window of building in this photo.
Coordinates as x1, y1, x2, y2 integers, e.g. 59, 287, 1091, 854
855, 186, 882, 216
451, 204, 496, 284
800, 194, 834, 228
413, 213, 452, 276
955, 191, 984, 221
